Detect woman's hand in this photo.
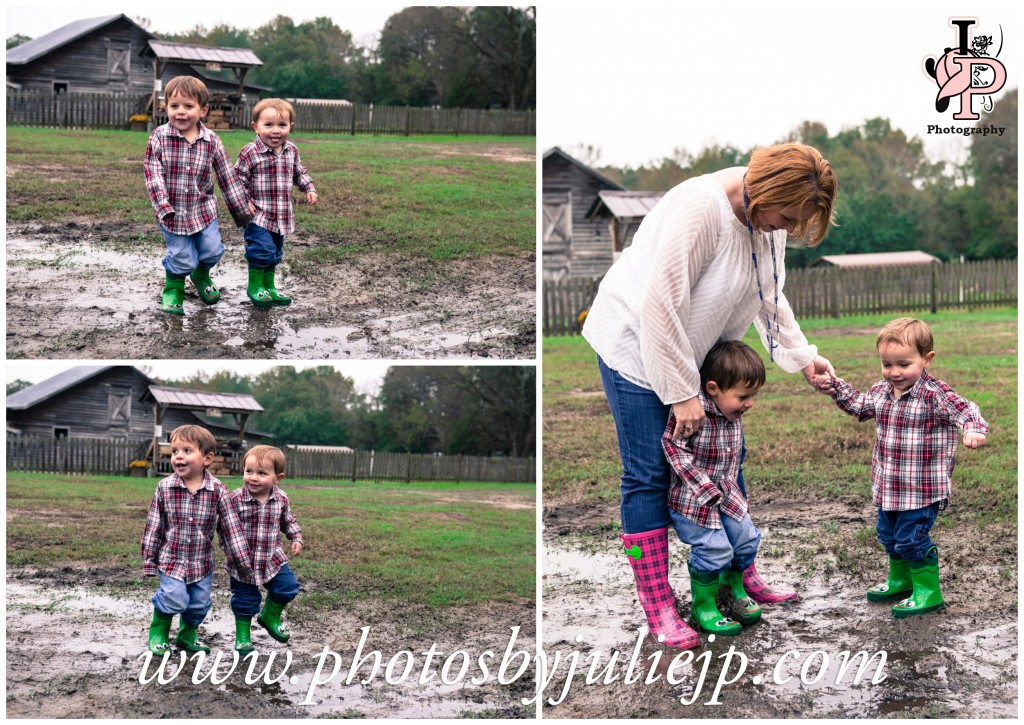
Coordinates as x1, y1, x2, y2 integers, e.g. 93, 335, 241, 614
672, 397, 704, 438
802, 356, 836, 394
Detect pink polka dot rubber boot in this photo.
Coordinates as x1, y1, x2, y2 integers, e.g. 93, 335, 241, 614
742, 561, 798, 604
622, 527, 700, 649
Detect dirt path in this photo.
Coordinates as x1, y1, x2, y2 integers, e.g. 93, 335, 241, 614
5, 228, 535, 359
5, 568, 535, 718
541, 498, 1017, 718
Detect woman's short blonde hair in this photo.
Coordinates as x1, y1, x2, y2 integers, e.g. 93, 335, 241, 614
745, 143, 838, 247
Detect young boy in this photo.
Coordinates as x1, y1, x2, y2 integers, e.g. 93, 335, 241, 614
141, 425, 254, 655
227, 445, 303, 653
143, 75, 253, 315
234, 98, 318, 308
661, 339, 765, 637
825, 317, 988, 618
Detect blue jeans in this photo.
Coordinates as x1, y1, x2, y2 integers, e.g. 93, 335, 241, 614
598, 357, 674, 533
877, 503, 941, 562
670, 509, 761, 574
229, 563, 301, 616
160, 219, 224, 275
152, 572, 213, 627
243, 223, 285, 268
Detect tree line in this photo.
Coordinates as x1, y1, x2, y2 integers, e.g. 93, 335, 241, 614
588, 89, 1017, 264
152, 7, 535, 110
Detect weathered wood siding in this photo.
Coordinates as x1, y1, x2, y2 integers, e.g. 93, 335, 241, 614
542, 154, 619, 279
7, 17, 155, 94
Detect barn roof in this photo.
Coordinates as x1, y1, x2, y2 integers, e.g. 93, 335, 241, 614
143, 40, 262, 68
543, 147, 624, 191
6, 365, 156, 410
144, 386, 263, 414
6, 14, 153, 65
808, 251, 941, 268
588, 190, 666, 220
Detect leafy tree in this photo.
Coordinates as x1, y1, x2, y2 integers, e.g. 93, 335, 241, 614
968, 88, 1017, 258
6, 379, 32, 395
7, 34, 32, 49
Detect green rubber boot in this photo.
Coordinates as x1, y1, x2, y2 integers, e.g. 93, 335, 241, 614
161, 272, 186, 315
246, 265, 273, 308
263, 266, 292, 305
689, 566, 742, 636
257, 597, 291, 643
720, 568, 762, 625
893, 548, 946, 618
867, 556, 914, 602
175, 623, 211, 653
235, 615, 255, 655
148, 609, 174, 656
189, 265, 221, 305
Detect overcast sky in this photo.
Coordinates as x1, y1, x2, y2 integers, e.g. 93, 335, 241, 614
538, 0, 1018, 167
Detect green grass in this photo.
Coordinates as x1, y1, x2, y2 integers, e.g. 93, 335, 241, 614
543, 308, 1017, 523
5, 474, 535, 608
6, 127, 535, 262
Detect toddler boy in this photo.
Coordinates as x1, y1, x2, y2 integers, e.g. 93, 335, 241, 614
662, 340, 765, 636
141, 425, 253, 655
143, 75, 253, 315
235, 98, 318, 308
227, 445, 303, 653
826, 317, 988, 618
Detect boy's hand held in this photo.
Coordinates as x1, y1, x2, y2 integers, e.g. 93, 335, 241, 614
962, 432, 987, 449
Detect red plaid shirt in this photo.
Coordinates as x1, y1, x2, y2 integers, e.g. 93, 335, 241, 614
143, 121, 251, 235
235, 137, 316, 235
141, 470, 253, 584
663, 391, 749, 528
226, 486, 303, 586
830, 371, 989, 511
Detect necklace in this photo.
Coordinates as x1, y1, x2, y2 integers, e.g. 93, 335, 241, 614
742, 174, 780, 361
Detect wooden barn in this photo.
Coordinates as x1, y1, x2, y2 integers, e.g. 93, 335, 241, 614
586, 190, 666, 264
6, 14, 265, 122
543, 147, 625, 279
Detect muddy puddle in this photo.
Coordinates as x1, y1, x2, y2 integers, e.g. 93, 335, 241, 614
5, 233, 535, 360
5, 570, 536, 718
541, 506, 1017, 718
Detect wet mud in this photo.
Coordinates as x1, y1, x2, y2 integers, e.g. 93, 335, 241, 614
541, 498, 1017, 718
5, 568, 535, 718
5, 230, 535, 360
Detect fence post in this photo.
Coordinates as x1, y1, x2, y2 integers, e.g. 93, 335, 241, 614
830, 266, 841, 318
930, 262, 938, 314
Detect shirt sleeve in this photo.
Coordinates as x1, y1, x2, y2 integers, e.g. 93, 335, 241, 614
280, 495, 303, 543
662, 414, 722, 506
753, 241, 818, 373
211, 135, 250, 218
140, 488, 165, 576
143, 131, 174, 222
829, 377, 879, 421
216, 486, 254, 576
639, 186, 724, 405
234, 145, 253, 194
931, 383, 989, 435
292, 148, 315, 193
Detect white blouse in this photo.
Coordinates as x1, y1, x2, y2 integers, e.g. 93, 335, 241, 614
582, 173, 817, 405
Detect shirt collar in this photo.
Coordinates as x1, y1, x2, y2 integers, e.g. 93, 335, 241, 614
173, 468, 214, 491
253, 135, 289, 155
697, 389, 728, 421
887, 370, 932, 399
168, 120, 209, 142
240, 485, 278, 503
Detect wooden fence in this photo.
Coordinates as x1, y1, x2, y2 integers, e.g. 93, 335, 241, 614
6, 90, 536, 136
543, 259, 1018, 335
6, 435, 535, 484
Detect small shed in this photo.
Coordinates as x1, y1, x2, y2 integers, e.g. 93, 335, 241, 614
586, 190, 666, 262
808, 251, 941, 268
542, 147, 624, 279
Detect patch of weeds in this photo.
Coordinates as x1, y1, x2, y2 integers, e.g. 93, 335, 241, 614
52, 249, 85, 269
320, 709, 367, 719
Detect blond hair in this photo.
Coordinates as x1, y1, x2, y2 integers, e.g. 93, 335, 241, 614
169, 425, 217, 455
245, 445, 286, 476
164, 76, 210, 107
252, 98, 296, 126
745, 143, 838, 247
876, 318, 934, 357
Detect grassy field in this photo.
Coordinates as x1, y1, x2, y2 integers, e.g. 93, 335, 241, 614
6, 473, 535, 607
5, 127, 535, 261
544, 307, 1017, 523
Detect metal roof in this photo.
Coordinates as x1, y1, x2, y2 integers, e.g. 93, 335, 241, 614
7, 366, 123, 410
591, 190, 666, 219
145, 386, 263, 413
808, 251, 941, 268
144, 40, 262, 67
6, 15, 152, 65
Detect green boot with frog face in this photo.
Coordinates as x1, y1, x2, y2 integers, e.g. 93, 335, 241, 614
161, 272, 186, 315
189, 265, 220, 305
720, 568, 762, 625
263, 266, 292, 305
689, 566, 742, 635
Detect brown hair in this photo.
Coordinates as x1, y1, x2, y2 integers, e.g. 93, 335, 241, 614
169, 425, 217, 455
245, 445, 286, 476
745, 143, 837, 247
163, 76, 210, 108
252, 98, 296, 126
876, 317, 934, 357
700, 340, 767, 392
